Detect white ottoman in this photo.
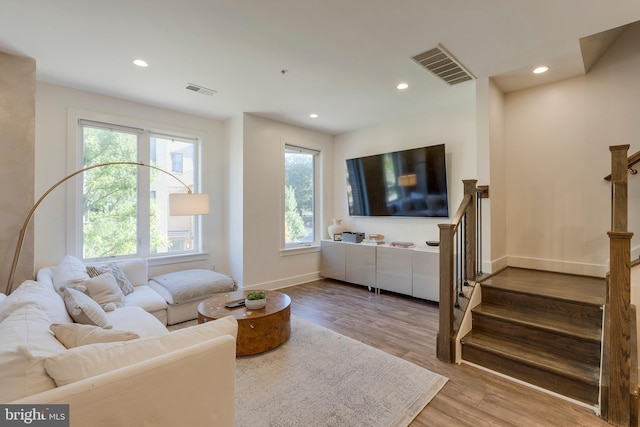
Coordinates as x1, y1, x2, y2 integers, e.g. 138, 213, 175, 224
149, 269, 237, 325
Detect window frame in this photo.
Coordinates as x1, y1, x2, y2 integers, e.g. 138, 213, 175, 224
282, 143, 321, 251
70, 113, 206, 264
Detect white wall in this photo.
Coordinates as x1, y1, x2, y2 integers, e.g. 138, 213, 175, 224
504, 24, 640, 277
34, 83, 229, 277
240, 114, 334, 289
225, 115, 244, 285
333, 84, 477, 247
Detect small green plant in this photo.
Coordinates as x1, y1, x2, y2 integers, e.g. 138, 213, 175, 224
246, 291, 266, 300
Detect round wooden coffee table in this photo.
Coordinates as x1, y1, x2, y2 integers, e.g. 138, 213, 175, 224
197, 290, 291, 356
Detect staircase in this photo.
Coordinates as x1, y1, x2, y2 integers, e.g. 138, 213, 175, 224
460, 267, 606, 405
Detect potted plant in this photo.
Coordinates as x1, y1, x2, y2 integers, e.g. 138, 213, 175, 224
245, 291, 267, 309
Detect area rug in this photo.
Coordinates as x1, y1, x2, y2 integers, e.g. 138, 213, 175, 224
235, 316, 448, 427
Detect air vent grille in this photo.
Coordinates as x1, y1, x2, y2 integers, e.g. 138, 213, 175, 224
185, 83, 217, 96
411, 44, 475, 85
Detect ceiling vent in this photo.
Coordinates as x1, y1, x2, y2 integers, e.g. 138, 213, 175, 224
185, 83, 217, 96
411, 44, 475, 85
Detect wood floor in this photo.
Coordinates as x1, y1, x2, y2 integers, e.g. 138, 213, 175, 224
284, 278, 609, 427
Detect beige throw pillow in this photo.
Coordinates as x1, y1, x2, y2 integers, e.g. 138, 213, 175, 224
86, 263, 134, 295
82, 273, 125, 311
50, 323, 139, 348
63, 287, 112, 329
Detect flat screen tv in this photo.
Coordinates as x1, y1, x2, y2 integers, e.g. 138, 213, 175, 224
346, 144, 448, 217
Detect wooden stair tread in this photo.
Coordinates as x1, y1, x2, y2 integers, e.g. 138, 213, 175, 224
482, 267, 605, 306
462, 331, 600, 384
474, 303, 602, 341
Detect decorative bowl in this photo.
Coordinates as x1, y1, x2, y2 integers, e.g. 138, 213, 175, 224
245, 297, 267, 310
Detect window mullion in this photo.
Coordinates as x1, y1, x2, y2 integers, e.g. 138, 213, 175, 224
138, 132, 151, 257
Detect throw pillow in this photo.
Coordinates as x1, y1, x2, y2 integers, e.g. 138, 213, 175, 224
82, 273, 125, 311
50, 323, 139, 348
86, 263, 134, 295
52, 255, 90, 295
63, 287, 112, 329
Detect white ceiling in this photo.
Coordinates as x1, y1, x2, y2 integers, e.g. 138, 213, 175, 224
1, 0, 639, 135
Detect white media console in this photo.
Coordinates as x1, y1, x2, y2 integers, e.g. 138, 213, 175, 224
320, 240, 439, 302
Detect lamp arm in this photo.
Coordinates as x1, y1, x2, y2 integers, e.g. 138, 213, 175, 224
5, 161, 193, 294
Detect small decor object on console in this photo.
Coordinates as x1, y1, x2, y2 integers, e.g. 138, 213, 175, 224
328, 219, 346, 240
390, 241, 416, 248
245, 291, 267, 310
426, 241, 439, 247
342, 232, 365, 243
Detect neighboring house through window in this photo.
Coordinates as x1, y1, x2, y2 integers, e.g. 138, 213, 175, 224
283, 144, 319, 248
78, 119, 202, 260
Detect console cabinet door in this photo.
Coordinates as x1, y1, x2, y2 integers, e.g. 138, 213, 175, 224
376, 246, 413, 295
320, 240, 346, 281
412, 249, 439, 301
345, 243, 376, 287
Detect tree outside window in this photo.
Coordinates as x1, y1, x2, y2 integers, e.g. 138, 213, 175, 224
284, 145, 318, 246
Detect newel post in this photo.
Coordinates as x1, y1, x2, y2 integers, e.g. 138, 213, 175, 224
437, 223, 455, 363
607, 144, 633, 426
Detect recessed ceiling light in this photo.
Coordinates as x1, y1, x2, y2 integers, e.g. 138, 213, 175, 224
533, 66, 548, 74
397, 82, 409, 90
309, 113, 319, 118
133, 59, 149, 67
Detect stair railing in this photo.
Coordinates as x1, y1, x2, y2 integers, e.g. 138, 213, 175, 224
437, 179, 486, 363
603, 144, 636, 426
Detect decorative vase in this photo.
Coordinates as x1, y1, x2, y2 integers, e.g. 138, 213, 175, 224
327, 219, 346, 240
245, 297, 267, 310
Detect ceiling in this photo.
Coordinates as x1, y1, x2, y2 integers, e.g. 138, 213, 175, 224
1, 0, 639, 135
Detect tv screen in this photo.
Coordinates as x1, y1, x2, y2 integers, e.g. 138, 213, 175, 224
346, 144, 448, 217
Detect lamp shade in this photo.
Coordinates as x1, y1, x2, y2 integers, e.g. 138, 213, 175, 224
169, 193, 210, 216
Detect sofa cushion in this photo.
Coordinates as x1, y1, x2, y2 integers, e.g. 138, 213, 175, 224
105, 306, 169, 338
50, 323, 140, 348
52, 255, 89, 295
124, 284, 168, 313
44, 315, 238, 386
63, 287, 112, 329
82, 273, 125, 311
0, 280, 72, 325
0, 305, 66, 402
86, 263, 134, 295
0, 293, 5, 305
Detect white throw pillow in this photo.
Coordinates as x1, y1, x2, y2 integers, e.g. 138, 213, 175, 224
82, 273, 125, 311
50, 323, 139, 348
63, 287, 112, 329
0, 305, 66, 402
45, 315, 238, 386
52, 255, 89, 295
0, 280, 72, 325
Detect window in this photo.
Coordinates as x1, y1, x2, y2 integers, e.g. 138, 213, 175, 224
284, 144, 319, 248
79, 120, 202, 260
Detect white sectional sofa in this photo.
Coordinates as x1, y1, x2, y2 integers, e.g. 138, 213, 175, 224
0, 257, 238, 426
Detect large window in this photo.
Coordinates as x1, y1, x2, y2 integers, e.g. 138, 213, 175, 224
79, 120, 202, 260
284, 144, 319, 248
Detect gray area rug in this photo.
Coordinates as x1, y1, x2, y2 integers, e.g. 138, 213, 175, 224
235, 316, 448, 427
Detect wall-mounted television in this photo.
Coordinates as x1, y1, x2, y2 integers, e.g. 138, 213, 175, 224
346, 144, 449, 217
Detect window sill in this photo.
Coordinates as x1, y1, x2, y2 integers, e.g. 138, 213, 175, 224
280, 244, 320, 257
147, 252, 210, 267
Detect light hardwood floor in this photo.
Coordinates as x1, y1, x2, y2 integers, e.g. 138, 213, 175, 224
284, 279, 609, 427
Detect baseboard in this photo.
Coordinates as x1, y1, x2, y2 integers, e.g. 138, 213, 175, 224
242, 272, 321, 291
507, 256, 607, 278
485, 256, 508, 275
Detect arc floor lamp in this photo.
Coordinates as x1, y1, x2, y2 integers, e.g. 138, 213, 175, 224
5, 161, 209, 295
